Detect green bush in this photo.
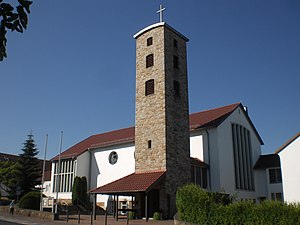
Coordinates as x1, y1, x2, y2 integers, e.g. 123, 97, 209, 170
176, 184, 300, 224
153, 211, 162, 220
128, 211, 136, 220
18, 191, 41, 210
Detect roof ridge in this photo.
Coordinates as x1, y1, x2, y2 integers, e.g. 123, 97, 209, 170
190, 102, 241, 115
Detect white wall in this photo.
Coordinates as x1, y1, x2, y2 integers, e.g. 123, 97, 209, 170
214, 106, 265, 200
278, 136, 300, 203
90, 143, 135, 207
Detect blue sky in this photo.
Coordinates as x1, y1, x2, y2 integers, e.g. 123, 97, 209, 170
0, 0, 299, 159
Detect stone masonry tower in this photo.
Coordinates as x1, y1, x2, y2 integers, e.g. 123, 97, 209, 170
134, 20, 191, 217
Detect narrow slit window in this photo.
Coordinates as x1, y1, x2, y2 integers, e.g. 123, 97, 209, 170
148, 140, 152, 149
174, 80, 180, 97
146, 54, 154, 68
173, 55, 179, 69
147, 37, 153, 46
145, 79, 154, 96
174, 39, 178, 48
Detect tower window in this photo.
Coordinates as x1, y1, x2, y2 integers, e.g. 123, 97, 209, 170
173, 55, 179, 69
145, 79, 154, 95
148, 140, 152, 149
147, 37, 153, 46
174, 80, 180, 97
146, 54, 154, 68
174, 39, 178, 48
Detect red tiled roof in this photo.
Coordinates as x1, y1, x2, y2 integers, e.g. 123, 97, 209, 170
189, 103, 240, 130
52, 127, 135, 160
275, 132, 300, 154
52, 102, 262, 161
89, 171, 166, 194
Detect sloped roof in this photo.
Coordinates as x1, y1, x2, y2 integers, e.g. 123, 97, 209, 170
89, 171, 166, 195
52, 102, 262, 161
275, 132, 300, 154
253, 154, 281, 169
189, 103, 240, 130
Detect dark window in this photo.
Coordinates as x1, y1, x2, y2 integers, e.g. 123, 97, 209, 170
269, 168, 282, 183
145, 79, 154, 95
147, 37, 153, 46
174, 39, 178, 48
148, 140, 152, 149
191, 165, 207, 189
232, 123, 255, 191
174, 80, 180, 96
173, 55, 179, 69
146, 54, 154, 68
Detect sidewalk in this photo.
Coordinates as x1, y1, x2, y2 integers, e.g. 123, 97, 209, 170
0, 212, 175, 225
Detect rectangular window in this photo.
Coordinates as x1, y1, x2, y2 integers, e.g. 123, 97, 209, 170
174, 80, 180, 97
269, 168, 282, 183
173, 55, 179, 69
145, 79, 154, 96
147, 37, 153, 46
232, 123, 254, 191
148, 140, 152, 149
191, 165, 207, 189
53, 159, 76, 193
146, 54, 154, 68
174, 39, 178, 48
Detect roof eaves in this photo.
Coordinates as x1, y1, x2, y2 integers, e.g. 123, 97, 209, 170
275, 132, 300, 154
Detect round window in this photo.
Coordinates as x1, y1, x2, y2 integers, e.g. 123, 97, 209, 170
108, 151, 118, 165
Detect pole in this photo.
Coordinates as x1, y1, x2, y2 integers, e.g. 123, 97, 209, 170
55, 131, 63, 214
40, 134, 48, 211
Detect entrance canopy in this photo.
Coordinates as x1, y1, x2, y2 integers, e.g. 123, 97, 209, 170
89, 171, 166, 195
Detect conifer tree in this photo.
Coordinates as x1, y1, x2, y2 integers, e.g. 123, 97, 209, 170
15, 132, 41, 196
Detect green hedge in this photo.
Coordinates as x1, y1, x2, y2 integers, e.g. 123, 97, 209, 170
18, 191, 41, 210
176, 184, 300, 225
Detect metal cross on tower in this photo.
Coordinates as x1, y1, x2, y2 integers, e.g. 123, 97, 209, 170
157, 4, 166, 22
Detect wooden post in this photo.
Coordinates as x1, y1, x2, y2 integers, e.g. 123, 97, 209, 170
105, 211, 108, 225
116, 195, 119, 221
145, 193, 148, 222
90, 211, 93, 225
93, 194, 96, 220
78, 210, 81, 224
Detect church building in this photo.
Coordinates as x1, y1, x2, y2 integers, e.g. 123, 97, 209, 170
50, 11, 271, 219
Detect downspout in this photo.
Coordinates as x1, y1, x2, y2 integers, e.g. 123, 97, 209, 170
204, 129, 212, 191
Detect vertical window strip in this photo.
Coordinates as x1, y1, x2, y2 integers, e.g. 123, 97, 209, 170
232, 124, 240, 189
146, 54, 154, 68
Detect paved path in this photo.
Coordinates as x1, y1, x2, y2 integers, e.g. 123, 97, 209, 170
0, 212, 175, 225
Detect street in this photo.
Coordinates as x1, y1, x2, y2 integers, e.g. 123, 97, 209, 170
0, 219, 21, 225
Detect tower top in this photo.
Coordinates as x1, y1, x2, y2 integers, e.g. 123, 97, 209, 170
157, 4, 165, 22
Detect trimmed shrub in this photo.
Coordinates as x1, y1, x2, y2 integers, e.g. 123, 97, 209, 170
18, 191, 41, 210
176, 184, 300, 224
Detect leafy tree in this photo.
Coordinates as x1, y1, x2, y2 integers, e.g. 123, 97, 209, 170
0, 160, 18, 196
0, 0, 33, 61
72, 176, 89, 206
14, 132, 41, 197
72, 176, 81, 205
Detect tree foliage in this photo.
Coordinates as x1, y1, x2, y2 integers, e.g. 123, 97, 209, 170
0, 0, 33, 61
14, 133, 41, 197
72, 176, 89, 206
0, 160, 18, 196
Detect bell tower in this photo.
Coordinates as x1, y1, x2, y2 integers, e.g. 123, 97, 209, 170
134, 10, 191, 217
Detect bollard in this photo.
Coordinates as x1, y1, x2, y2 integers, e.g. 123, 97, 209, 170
104, 211, 107, 225
90, 211, 93, 225
66, 208, 69, 223
127, 213, 129, 225
78, 210, 81, 224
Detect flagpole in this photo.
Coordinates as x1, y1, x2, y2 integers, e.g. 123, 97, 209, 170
40, 134, 48, 211
55, 131, 63, 214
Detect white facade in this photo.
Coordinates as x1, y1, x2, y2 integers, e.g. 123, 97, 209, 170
49, 104, 269, 206
277, 133, 300, 203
